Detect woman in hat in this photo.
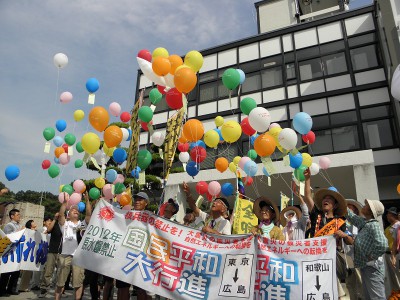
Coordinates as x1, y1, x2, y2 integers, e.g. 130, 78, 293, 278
280, 194, 309, 241
252, 196, 284, 240
384, 206, 400, 298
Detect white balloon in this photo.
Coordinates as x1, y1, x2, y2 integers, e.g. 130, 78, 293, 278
248, 107, 271, 133
121, 128, 129, 141
164, 73, 175, 88
278, 128, 298, 150
179, 152, 190, 163
151, 132, 165, 147
137, 57, 166, 86
309, 162, 320, 176
391, 64, 400, 100
53, 53, 68, 68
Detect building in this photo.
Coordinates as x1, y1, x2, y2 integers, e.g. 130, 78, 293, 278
1, 201, 44, 230
135, 0, 400, 220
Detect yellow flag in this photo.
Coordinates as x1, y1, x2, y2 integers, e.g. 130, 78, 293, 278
280, 193, 290, 211
232, 197, 259, 234
126, 90, 143, 174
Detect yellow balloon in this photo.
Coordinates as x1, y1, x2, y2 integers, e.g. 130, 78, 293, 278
59, 185, 64, 193
73, 110, 85, 122
95, 177, 105, 189
215, 116, 224, 127
175, 64, 190, 73
81, 132, 100, 154
204, 130, 219, 148
269, 127, 282, 141
103, 144, 116, 157
233, 156, 241, 165
221, 121, 242, 143
152, 47, 169, 59
302, 153, 313, 167
229, 162, 237, 173
184, 50, 203, 73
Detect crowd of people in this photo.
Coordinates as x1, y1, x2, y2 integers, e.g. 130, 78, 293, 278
0, 169, 398, 300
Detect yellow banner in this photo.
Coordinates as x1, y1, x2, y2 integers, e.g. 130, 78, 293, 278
232, 197, 259, 234
126, 90, 143, 174
280, 193, 290, 211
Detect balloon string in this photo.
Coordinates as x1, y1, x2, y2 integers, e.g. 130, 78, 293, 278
54, 68, 60, 109
306, 145, 335, 187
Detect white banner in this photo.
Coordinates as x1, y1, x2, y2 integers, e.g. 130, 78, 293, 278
0, 229, 48, 272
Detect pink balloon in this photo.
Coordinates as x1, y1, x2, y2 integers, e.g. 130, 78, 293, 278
69, 193, 82, 205
73, 179, 86, 193
269, 123, 281, 129
319, 156, 331, 170
208, 181, 221, 196
103, 184, 113, 200
113, 174, 125, 184
58, 192, 69, 204
239, 157, 251, 170
60, 91, 73, 103
59, 153, 70, 165
122, 205, 132, 210
109, 102, 121, 117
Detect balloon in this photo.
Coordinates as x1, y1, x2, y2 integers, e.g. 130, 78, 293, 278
221, 183, 234, 196
241, 117, 256, 136
62, 143, 69, 153
278, 128, 298, 150
254, 133, 276, 157
113, 148, 127, 164
250, 133, 259, 146
184, 50, 203, 73
121, 128, 129, 141
59, 153, 70, 165
89, 106, 110, 132
137, 49, 152, 62
69, 193, 82, 206
54, 157, 60, 164
152, 47, 169, 59
244, 160, 258, 177
131, 166, 141, 179
138, 106, 153, 123
149, 88, 163, 105
215, 116, 224, 127
178, 132, 189, 143
140, 121, 151, 131
302, 153, 312, 168
229, 162, 237, 173
120, 112, 131, 123
64, 133, 76, 146
190, 146, 207, 163
397, 183, 400, 195
293, 112, 313, 135
215, 157, 229, 173
183, 119, 204, 142
236, 69, 246, 84
120, 193, 131, 206
249, 107, 271, 133
60, 91, 73, 104
75, 159, 83, 168
240, 97, 257, 115
78, 202, 86, 212
179, 152, 190, 163
319, 156, 331, 170
221, 121, 242, 143
215, 128, 224, 142
94, 177, 106, 189
53, 53, 68, 68
190, 140, 206, 150
233, 156, 241, 165
269, 127, 283, 141
103, 144, 116, 157
48, 165, 60, 178
54, 147, 65, 158
152, 56, 171, 76
81, 132, 101, 154
289, 152, 303, 169
73, 110, 85, 122
178, 143, 190, 152
166, 88, 183, 109
42, 160, 51, 169
122, 205, 132, 210
86, 78, 100, 93
174, 67, 197, 94
5, 165, 20, 181
58, 192, 69, 204
208, 181, 221, 196
204, 130, 219, 148
391, 65, 400, 100
137, 149, 152, 170
262, 167, 269, 177
239, 157, 251, 170
43, 127, 55, 141
186, 161, 200, 177
106, 169, 118, 183
244, 176, 253, 186
61, 184, 73, 195
310, 163, 320, 176
104, 125, 123, 148
102, 184, 113, 200
152, 132, 165, 147
269, 123, 281, 129
55, 119, 67, 132
114, 183, 126, 194
114, 174, 125, 184
109, 102, 121, 117
168, 55, 184, 75
222, 68, 240, 90
76, 141, 84, 153
247, 149, 257, 160
73, 179, 86, 193
51, 136, 62, 147
302, 131, 316, 144
294, 165, 307, 181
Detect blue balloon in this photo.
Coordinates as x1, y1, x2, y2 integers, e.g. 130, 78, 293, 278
112, 202, 120, 208
236, 69, 246, 84
221, 183, 234, 196
86, 78, 100, 93
214, 128, 224, 141
250, 133, 259, 146
289, 152, 303, 169
328, 186, 338, 192
131, 166, 141, 179
262, 167, 269, 177
126, 129, 132, 141
113, 148, 127, 164
53, 136, 63, 147
5, 165, 20, 181
55, 119, 67, 132
106, 169, 118, 183
293, 112, 313, 135
54, 157, 60, 164
244, 160, 258, 177
186, 161, 200, 177
77, 202, 86, 213
190, 140, 206, 150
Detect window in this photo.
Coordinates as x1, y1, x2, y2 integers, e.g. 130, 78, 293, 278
239, 60, 260, 74
286, 63, 296, 81
241, 72, 261, 93
350, 45, 379, 71
330, 111, 357, 126
322, 52, 347, 75
332, 126, 359, 152
363, 119, 394, 148
261, 67, 283, 88
297, 46, 319, 61
360, 105, 391, 120
348, 33, 376, 48
199, 81, 218, 103
311, 115, 330, 130
187, 85, 198, 104
320, 41, 345, 55
311, 130, 333, 154
199, 71, 218, 83
299, 58, 323, 81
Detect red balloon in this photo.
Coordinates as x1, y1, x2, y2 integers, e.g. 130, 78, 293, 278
244, 176, 253, 186
62, 143, 69, 153
302, 131, 316, 144
206, 191, 213, 202
196, 181, 208, 194
177, 142, 189, 152
141, 120, 153, 131
241, 117, 256, 136
166, 88, 183, 110
137, 49, 152, 62
41, 159, 51, 170
120, 112, 131, 123
157, 85, 166, 95
190, 146, 207, 163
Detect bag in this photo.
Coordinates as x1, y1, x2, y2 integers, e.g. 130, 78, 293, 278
336, 251, 354, 280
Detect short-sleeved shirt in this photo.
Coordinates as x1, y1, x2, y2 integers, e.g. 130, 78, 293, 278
60, 220, 87, 256
309, 205, 346, 238
3, 221, 21, 234
198, 210, 231, 235
48, 220, 63, 254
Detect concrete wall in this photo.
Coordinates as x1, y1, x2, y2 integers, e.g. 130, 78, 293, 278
2, 202, 45, 230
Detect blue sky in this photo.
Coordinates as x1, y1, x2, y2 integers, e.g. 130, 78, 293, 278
0, 0, 372, 194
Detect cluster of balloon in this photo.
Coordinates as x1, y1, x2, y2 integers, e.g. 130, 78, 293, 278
222, 68, 246, 92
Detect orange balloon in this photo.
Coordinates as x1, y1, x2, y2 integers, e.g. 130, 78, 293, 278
152, 56, 171, 76
178, 132, 189, 143
183, 119, 204, 142
174, 67, 197, 94
254, 133, 276, 157
54, 147, 65, 158
397, 183, 400, 194
168, 55, 183, 75
215, 157, 229, 173
103, 125, 123, 148
89, 106, 110, 132
120, 193, 131, 206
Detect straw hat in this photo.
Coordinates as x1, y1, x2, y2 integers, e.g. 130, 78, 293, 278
279, 206, 301, 227
253, 196, 279, 224
314, 188, 347, 217
346, 199, 363, 215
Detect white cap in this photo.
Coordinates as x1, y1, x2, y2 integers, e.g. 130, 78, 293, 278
365, 199, 384, 219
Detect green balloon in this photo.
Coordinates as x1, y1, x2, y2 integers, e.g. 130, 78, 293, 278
240, 97, 257, 115
138, 106, 153, 123
89, 187, 101, 200
114, 182, 126, 194
222, 68, 241, 90
74, 159, 83, 168
294, 165, 307, 182
76, 141, 84, 153
62, 184, 74, 195
137, 149, 152, 170
149, 88, 162, 105
48, 165, 60, 178
64, 133, 76, 146
247, 149, 258, 161
43, 127, 55, 141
